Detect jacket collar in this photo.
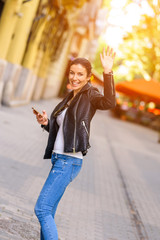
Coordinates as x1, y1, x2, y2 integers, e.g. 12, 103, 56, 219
69, 82, 91, 97
51, 82, 92, 119
60, 82, 92, 107
79, 82, 92, 93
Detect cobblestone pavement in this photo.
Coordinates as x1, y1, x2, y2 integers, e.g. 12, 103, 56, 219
0, 98, 160, 240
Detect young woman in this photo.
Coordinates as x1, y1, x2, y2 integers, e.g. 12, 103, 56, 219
33, 46, 116, 240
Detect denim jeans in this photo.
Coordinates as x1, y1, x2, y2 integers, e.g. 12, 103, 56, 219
34, 153, 83, 240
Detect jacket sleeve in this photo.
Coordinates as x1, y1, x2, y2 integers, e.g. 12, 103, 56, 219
89, 72, 116, 110
41, 119, 50, 132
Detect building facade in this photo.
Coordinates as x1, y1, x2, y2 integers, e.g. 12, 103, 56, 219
0, 0, 105, 106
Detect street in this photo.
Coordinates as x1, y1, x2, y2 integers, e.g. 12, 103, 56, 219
0, 98, 160, 240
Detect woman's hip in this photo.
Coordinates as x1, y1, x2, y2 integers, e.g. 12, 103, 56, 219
51, 152, 83, 182
36, 153, 83, 204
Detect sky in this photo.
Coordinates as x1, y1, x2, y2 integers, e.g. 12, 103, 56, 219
102, 0, 154, 50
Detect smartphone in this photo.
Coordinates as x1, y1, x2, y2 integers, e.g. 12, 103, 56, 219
32, 107, 43, 117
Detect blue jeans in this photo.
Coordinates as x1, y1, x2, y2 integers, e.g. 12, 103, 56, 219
34, 153, 83, 240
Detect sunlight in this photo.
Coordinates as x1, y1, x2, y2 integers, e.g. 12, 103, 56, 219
110, 0, 127, 8
102, 27, 123, 49
102, 0, 154, 49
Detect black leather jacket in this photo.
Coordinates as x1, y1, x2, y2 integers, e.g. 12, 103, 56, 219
42, 73, 116, 159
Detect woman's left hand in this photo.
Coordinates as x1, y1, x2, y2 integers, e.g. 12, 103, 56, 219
100, 46, 116, 74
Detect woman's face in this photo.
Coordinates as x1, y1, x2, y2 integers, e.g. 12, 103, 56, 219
69, 64, 90, 93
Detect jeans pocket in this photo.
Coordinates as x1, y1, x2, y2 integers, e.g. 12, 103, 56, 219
70, 163, 82, 182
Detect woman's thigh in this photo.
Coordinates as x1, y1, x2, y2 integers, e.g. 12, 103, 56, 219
35, 154, 83, 210
35, 158, 72, 209
70, 161, 82, 182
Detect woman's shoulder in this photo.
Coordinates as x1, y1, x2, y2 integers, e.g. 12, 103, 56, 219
88, 84, 100, 95
86, 84, 103, 102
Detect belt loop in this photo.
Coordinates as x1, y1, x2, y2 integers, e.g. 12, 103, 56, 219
52, 151, 57, 159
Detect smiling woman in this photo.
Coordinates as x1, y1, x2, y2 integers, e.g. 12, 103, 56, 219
33, 46, 116, 240
68, 58, 92, 96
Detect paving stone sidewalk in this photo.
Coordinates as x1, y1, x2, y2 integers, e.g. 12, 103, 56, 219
0, 98, 160, 240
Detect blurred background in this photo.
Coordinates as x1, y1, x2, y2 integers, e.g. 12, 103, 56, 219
0, 1, 160, 239
0, 0, 160, 135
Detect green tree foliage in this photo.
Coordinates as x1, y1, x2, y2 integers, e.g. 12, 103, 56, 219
117, 0, 160, 82
92, 0, 113, 76
93, 0, 160, 82
119, 12, 160, 82
92, 37, 106, 74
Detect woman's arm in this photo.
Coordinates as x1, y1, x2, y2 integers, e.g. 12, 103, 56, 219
90, 46, 116, 110
41, 121, 50, 132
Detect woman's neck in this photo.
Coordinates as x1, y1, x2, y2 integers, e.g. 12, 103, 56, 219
73, 88, 81, 97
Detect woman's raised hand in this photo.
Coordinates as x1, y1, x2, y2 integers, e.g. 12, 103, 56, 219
100, 46, 116, 74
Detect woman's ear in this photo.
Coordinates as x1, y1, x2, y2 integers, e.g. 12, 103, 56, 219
87, 73, 92, 82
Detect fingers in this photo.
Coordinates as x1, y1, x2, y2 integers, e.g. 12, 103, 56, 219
37, 114, 46, 121
35, 110, 47, 123
113, 51, 116, 60
106, 46, 110, 56
107, 47, 114, 57
110, 47, 113, 56
36, 115, 48, 125
42, 110, 46, 115
36, 114, 43, 122
103, 46, 116, 58
32, 108, 48, 125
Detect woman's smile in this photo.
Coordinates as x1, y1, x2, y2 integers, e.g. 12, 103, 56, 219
71, 80, 81, 87
69, 64, 90, 95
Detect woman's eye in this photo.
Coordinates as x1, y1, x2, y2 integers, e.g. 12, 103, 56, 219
78, 73, 83, 77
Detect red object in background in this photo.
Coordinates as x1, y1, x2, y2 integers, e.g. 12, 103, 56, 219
116, 79, 160, 105
139, 105, 144, 111
148, 108, 160, 115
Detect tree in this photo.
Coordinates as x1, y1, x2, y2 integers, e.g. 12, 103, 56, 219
118, 0, 160, 82
93, 0, 160, 82
119, 13, 160, 82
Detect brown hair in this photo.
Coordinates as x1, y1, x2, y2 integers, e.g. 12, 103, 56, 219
69, 58, 92, 77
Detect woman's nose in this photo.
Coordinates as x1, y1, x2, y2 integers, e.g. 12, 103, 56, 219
73, 74, 77, 80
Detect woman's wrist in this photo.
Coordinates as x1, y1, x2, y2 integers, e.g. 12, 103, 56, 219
41, 119, 48, 126
44, 120, 49, 126
103, 69, 113, 74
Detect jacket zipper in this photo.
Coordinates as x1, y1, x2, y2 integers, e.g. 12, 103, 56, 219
82, 120, 91, 150
111, 74, 114, 95
73, 94, 82, 153
73, 112, 77, 153
82, 121, 89, 136
109, 72, 114, 95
